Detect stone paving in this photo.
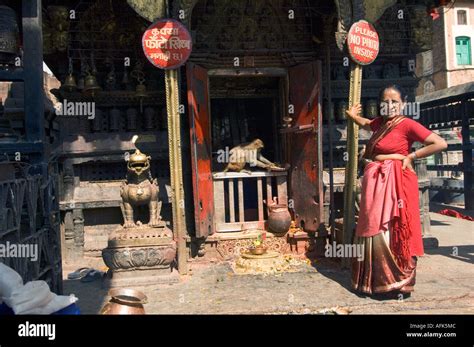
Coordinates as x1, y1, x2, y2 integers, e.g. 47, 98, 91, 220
63, 212, 474, 314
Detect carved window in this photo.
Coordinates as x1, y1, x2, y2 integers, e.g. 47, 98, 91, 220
457, 10, 467, 25
423, 80, 435, 94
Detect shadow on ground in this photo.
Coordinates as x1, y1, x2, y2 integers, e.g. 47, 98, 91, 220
309, 256, 418, 302
425, 245, 474, 265
309, 258, 353, 291
63, 278, 110, 314
430, 220, 452, 226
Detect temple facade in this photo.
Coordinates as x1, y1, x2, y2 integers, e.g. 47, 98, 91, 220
0, 0, 442, 289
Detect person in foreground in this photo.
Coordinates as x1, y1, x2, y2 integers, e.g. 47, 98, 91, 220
345, 84, 447, 297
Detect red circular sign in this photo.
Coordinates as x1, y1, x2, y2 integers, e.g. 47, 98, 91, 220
142, 19, 192, 69
347, 20, 379, 65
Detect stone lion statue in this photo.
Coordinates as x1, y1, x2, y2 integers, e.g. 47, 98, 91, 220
120, 149, 162, 228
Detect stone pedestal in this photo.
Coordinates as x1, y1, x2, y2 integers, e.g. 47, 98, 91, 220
102, 223, 178, 287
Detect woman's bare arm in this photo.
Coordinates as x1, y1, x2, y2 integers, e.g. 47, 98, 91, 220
373, 133, 447, 172
398, 132, 447, 172
345, 103, 372, 131
410, 132, 448, 159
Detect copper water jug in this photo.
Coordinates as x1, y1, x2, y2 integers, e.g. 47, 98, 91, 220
100, 288, 147, 315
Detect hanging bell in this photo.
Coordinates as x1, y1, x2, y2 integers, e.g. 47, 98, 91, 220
62, 74, 77, 92
0, 5, 20, 65
135, 83, 147, 98
83, 74, 101, 97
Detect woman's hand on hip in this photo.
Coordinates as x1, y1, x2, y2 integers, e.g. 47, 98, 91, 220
373, 153, 416, 172
402, 156, 416, 173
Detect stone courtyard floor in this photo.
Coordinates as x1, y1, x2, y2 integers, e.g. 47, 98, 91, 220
62, 212, 473, 314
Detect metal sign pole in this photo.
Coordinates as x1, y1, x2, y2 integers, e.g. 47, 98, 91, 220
342, 62, 362, 268
165, 69, 188, 274
142, 16, 192, 275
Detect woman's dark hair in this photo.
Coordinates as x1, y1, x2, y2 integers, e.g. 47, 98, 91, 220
378, 84, 408, 104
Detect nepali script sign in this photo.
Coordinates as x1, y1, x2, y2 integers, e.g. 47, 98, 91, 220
347, 20, 379, 65
142, 19, 192, 69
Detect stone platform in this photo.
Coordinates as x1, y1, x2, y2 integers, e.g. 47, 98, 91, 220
102, 224, 178, 287
234, 250, 308, 275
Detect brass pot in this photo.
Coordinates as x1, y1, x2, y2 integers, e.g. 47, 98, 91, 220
100, 288, 147, 315
249, 245, 267, 255
266, 202, 291, 235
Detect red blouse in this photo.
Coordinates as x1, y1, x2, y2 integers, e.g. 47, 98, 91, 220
369, 116, 433, 156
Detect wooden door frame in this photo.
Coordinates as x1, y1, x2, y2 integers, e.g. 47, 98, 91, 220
208, 67, 288, 165
285, 61, 324, 233
186, 63, 214, 238
188, 65, 324, 234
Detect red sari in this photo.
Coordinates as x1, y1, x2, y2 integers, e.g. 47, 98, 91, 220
352, 116, 432, 295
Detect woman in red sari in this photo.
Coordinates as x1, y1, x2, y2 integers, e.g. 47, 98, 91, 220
346, 85, 447, 296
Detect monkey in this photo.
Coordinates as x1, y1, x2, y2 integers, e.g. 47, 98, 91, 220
223, 139, 288, 174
